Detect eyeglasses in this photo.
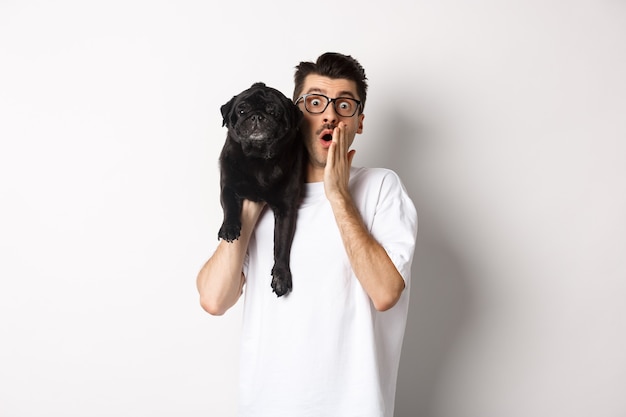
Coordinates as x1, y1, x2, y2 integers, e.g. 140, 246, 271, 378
295, 94, 362, 117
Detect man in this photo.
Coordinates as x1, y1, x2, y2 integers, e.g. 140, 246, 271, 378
197, 52, 418, 417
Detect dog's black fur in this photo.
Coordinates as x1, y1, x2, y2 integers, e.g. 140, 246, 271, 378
218, 82, 305, 297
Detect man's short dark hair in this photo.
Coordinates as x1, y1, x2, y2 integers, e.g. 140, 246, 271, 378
293, 52, 368, 114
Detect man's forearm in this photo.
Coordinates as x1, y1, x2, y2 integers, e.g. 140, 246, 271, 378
196, 238, 247, 316
330, 195, 405, 312
196, 201, 264, 315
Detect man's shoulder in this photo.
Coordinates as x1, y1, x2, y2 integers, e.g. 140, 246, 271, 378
350, 166, 403, 185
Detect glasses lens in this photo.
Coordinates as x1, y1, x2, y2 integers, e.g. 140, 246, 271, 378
335, 98, 358, 117
304, 95, 328, 114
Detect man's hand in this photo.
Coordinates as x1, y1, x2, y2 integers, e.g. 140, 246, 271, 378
241, 199, 266, 226
324, 122, 356, 204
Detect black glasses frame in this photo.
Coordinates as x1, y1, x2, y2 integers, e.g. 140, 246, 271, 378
295, 93, 362, 117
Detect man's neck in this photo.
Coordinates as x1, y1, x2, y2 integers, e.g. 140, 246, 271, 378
306, 164, 325, 183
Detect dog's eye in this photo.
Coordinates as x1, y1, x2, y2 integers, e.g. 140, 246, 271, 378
266, 104, 280, 117
237, 103, 250, 115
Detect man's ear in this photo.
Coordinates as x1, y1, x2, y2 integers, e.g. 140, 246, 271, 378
220, 96, 236, 127
356, 113, 365, 134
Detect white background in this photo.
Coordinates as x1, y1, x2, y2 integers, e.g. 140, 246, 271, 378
1, 1, 625, 416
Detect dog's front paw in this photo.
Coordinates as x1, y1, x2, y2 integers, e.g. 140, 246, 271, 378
271, 265, 292, 297
218, 222, 241, 242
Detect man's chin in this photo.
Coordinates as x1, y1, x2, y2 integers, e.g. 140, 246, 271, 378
308, 155, 327, 169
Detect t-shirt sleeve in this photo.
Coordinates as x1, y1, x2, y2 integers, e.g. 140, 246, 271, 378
369, 171, 418, 285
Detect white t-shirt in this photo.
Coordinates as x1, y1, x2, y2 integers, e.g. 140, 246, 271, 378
238, 167, 418, 417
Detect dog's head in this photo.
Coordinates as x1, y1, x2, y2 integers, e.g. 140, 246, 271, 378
221, 82, 302, 159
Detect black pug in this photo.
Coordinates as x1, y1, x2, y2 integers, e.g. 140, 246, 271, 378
218, 82, 305, 297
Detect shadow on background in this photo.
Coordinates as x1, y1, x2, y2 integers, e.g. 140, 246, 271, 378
367, 110, 474, 417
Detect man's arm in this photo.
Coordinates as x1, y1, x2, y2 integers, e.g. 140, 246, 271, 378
196, 200, 265, 316
324, 124, 406, 312
328, 193, 406, 311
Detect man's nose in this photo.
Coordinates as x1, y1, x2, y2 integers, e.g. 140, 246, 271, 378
322, 103, 338, 123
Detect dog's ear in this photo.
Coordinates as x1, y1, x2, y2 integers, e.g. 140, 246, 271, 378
220, 96, 236, 127
290, 100, 304, 127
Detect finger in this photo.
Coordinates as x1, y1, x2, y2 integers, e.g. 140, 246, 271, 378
331, 125, 340, 147
332, 123, 347, 156
326, 144, 334, 170
330, 127, 342, 163
338, 123, 346, 154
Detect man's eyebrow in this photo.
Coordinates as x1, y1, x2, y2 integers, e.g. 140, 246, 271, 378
305, 87, 324, 94
337, 91, 357, 99
304, 88, 357, 99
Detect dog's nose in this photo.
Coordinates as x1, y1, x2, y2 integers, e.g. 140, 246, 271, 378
251, 114, 265, 122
